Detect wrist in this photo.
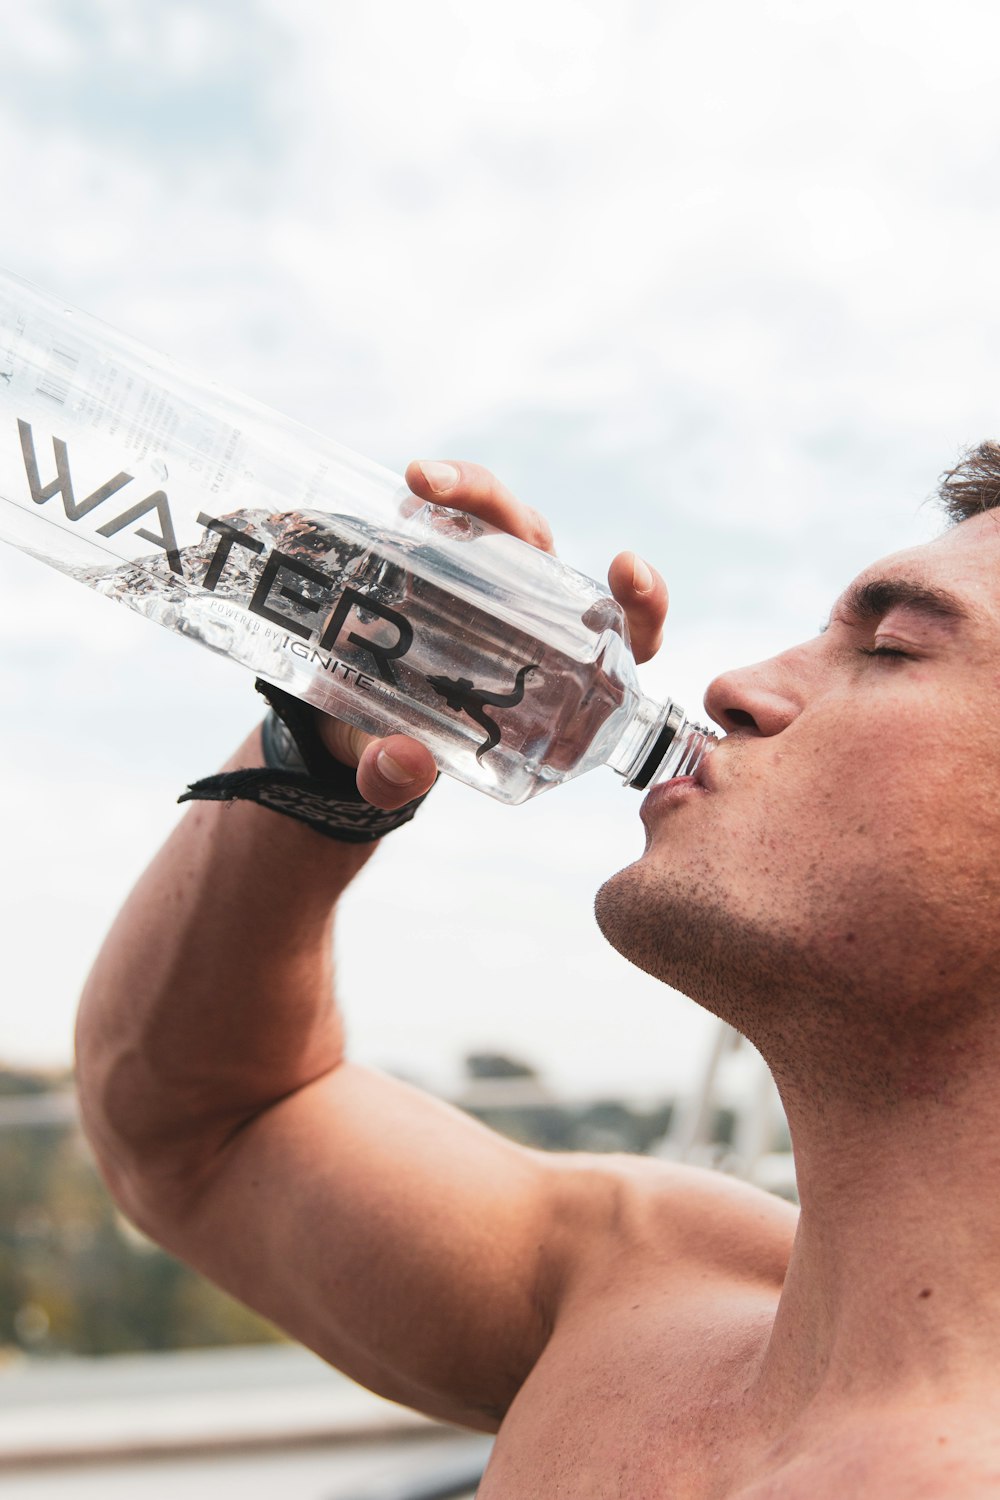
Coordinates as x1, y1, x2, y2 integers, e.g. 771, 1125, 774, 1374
208, 727, 377, 899
178, 681, 435, 845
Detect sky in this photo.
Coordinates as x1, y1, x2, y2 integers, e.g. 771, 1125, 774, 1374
0, 0, 996, 1096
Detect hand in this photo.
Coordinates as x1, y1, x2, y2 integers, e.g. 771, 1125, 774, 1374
317, 459, 669, 809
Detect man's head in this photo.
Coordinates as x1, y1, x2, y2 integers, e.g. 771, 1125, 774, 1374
596, 448, 1000, 1099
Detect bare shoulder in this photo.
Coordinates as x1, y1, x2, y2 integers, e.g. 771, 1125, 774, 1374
539, 1150, 798, 1304
784, 1404, 1000, 1500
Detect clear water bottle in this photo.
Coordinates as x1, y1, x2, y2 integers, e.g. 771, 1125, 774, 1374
0, 267, 715, 805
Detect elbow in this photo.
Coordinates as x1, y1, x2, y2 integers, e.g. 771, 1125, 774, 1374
74, 978, 209, 1242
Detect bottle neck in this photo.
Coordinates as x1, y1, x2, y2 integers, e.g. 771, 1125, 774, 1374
607, 695, 717, 790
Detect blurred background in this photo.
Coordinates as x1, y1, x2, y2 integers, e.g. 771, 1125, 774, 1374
1, 0, 998, 1494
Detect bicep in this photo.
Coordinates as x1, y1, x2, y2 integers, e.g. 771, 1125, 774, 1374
122, 1064, 796, 1431
145, 1064, 568, 1429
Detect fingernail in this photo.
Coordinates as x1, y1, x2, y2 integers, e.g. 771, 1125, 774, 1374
377, 749, 415, 786
632, 555, 654, 593
419, 461, 459, 494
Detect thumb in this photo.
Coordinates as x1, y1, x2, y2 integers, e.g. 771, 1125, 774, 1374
356, 735, 438, 810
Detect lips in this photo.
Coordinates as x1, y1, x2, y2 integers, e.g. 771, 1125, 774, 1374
639, 742, 719, 826
691, 749, 716, 792
640, 773, 703, 826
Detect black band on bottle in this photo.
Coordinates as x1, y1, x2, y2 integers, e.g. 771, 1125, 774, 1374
178, 680, 434, 843
628, 717, 678, 790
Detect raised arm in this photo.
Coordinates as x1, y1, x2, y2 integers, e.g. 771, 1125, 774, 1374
74, 460, 675, 1430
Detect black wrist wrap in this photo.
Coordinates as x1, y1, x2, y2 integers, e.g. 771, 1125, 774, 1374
178, 680, 432, 844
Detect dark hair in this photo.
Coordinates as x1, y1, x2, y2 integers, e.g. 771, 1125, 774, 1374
938, 442, 1000, 523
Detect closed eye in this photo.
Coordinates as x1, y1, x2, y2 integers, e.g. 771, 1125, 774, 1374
858, 645, 912, 662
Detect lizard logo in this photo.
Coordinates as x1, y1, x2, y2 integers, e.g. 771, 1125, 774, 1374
425, 663, 538, 760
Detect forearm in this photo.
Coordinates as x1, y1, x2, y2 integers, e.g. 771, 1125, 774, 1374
75, 724, 375, 1191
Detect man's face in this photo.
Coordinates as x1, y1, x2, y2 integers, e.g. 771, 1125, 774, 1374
596, 509, 1000, 1027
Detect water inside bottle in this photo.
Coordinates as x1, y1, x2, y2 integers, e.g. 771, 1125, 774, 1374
74, 507, 639, 803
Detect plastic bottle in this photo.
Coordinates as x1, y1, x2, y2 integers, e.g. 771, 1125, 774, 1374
0, 267, 715, 805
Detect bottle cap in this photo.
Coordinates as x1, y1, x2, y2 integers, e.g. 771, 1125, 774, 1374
627, 703, 717, 789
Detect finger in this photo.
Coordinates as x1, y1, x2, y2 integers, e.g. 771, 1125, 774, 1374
316, 714, 437, 809
607, 551, 668, 664
315, 714, 372, 769
405, 459, 556, 554
355, 734, 438, 810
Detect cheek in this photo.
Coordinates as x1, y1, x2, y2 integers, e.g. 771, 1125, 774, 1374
753, 695, 994, 851
730, 752, 1000, 942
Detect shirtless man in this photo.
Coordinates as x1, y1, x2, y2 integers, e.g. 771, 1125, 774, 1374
75, 451, 1000, 1496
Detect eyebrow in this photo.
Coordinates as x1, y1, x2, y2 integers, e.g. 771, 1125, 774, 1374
823, 576, 981, 633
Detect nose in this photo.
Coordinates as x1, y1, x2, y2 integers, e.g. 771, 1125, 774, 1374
703, 657, 803, 737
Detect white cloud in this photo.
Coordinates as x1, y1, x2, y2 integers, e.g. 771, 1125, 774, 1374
0, 0, 998, 1094
0, 1, 84, 71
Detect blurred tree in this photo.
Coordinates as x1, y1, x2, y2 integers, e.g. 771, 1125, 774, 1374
0, 1067, 283, 1356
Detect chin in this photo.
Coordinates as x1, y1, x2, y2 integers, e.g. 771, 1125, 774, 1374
593, 858, 818, 1043
595, 857, 716, 994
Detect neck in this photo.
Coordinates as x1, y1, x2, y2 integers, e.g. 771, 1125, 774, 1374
746, 1003, 1000, 1429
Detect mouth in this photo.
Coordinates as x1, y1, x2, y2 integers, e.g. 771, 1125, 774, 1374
640, 772, 707, 823
639, 742, 717, 824
691, 748, 716, 791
